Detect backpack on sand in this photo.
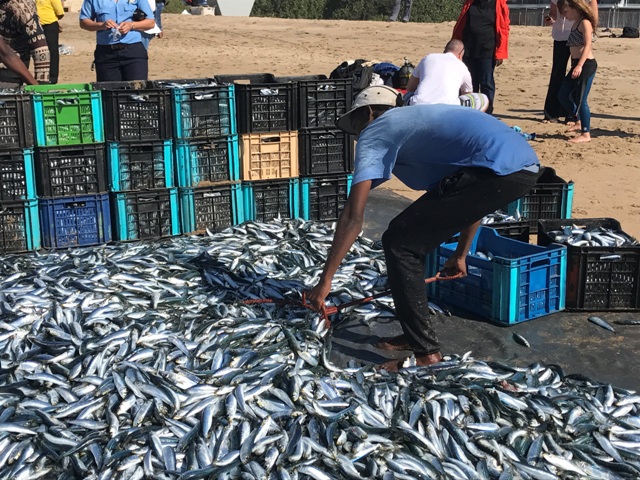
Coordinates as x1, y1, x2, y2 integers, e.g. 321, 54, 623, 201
621, 26, 639, 38
330, 59, 375, 97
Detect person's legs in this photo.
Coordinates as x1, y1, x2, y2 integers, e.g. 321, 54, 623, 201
43, 22, 60, 84
389, 0, 402, 21
570, 59, 597, 143
463, 57, 480, 93
402, 0, 413, 22
543, 40, 570, 121
558, 72, 579, 127
381, 168, 539, 361
120, 43, 149, 81
155, 2, 164, 30
476, 58, 496, 114
94, 47, 123, 82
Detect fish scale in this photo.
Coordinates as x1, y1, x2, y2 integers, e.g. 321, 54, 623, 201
0, 218, 638, 479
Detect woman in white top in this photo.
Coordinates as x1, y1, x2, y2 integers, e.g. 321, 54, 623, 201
543, 0, 597, 122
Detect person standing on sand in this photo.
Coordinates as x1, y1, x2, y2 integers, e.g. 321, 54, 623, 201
388, 0, 413, 23
542, 0, 597, 123
306, 85, 541, 371
557, 0, 597, 143
452, 0, 510, 115
36, 0, 64, 84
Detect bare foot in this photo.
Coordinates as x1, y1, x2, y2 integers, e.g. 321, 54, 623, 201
378, 359, 405, 372
566, 122, 581, 133
375, 335, 412, 351
568, 133, 591, 143
415, 351, 443, 366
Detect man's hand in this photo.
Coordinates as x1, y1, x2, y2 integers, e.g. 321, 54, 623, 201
306, 279, 332, 312
118, 21, 134, 34
495, 59, 504, 67
442, 255, 468, 278
103, 19, 118, 30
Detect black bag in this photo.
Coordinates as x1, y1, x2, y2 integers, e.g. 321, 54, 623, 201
132, 8, 147, 21
621, 26, 639, 38
330, 59, 375, 96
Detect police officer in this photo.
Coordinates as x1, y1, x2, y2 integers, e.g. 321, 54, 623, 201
79, 0, 155, 82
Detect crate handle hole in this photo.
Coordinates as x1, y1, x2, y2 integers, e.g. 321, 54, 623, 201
65, 202, 86, 208
261, 137, 281, 144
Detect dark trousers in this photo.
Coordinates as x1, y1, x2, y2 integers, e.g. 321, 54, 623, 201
94, 43, 148, 82
543, 40, 570, 121
463, 57, 496, 114
381, 168, 539, 355
43, 22, 60, 84
389, 0, 413, 21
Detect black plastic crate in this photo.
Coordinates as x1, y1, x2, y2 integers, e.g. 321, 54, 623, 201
35, 144, 108, 197
215, 74, 297, 134
111, 188, 180, 241
298, 128, 354, 176
179, 183, 243, 234
275, 75, 353, 128
0, 198, 40, 253
94, 80, 173, 141
154, 78, 236, 140
0, 91, 34, 148
487, 220, 531, 243
301, 174, 352, 222
538, 218, 640, 311
242, 179, 299, 222
108, 140, 174, 191
505, 167, 573, 234
0, 148, 36, 201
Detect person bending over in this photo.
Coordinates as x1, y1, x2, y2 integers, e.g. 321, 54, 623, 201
306, 85, 541, 371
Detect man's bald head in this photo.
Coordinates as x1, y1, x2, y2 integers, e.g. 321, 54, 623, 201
444, 39, 465, 59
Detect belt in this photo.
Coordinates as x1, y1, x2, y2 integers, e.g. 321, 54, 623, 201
98, 43, 132, 50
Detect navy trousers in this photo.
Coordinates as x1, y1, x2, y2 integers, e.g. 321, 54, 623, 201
94, 42, 148, 82
463, 57, 496, 114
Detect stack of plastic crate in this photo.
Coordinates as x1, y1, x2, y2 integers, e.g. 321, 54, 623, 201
277, 75, 354, 223
155, 78, 243, 234
0, 87, 40, 253
95, 80, 179, 241
216, 74, 301, 223
25, 83, 110, 249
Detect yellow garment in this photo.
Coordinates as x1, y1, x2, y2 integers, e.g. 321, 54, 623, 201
36, 0, 65, 26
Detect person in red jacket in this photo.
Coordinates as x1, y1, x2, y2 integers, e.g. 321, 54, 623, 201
452, 0, 510, 114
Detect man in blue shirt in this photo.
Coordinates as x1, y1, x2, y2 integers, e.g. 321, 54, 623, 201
79, 0, 155, 81
307, 85, 540, 371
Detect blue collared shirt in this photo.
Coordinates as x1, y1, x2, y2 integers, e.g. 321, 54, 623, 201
352, 104, 540, 191
80, 0, 153, 45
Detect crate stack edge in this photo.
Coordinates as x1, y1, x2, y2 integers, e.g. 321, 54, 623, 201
0, 87, 39, 253
95, 80, 179, 241
154, 78, 243, 234
274, 75, 355, 223
24, 83, 109, 249
217, 74, 299, 223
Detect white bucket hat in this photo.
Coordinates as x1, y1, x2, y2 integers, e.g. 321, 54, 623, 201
336, 85, 402, 134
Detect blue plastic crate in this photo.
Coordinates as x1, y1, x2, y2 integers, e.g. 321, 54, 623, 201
155, 79, 236, 140
425, 227, 566, 325
179, 183, 243, 234
505, 167, 574, 234
26, 83, 105, 147
175, 136, 239, 187
0, 198, 40, 253
242, 179, 299, 222
108, 140, 174, 191
39, 194, 111, 249
0, 148, 36, 201
300, 174, 352, 222
111, 188, 180, 241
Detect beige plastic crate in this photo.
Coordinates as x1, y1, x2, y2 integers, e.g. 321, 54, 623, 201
241, 131, 299, 181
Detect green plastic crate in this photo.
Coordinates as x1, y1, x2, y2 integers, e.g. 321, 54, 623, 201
26, 83, 104, 146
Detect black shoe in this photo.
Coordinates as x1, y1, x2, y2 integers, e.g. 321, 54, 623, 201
387, 18, 396, 22
402, 18, 409, 22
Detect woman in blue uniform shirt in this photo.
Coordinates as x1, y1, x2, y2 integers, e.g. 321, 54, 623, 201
79, 0, 155, 81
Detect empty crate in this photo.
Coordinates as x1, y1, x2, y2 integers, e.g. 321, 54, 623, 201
35, 144, 107, 197
0, 198, 40, 253
425, 227, 566, 325
108, 140, 174, 191
95, 80, 173, 142
538, 218, 640, 311
0, 90, 34, 148
26, 83, 104, 147
155, 78, 236, 140
179, 183, 243, 234
216, 74, 297, 134
300, 174, 352, 221
242, 179, 300, 222
506, 167, 573, 234
111, 188, 180, 241
0, 148, 36, 201
175, 136, 240, 187
39, 194, 111, 249
299, 128, 354, 176
241, 131, 298, 181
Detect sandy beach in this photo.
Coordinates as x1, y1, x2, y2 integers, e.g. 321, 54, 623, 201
57, 13, 640, 237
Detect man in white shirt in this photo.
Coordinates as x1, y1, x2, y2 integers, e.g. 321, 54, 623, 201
405, 39, 489, 112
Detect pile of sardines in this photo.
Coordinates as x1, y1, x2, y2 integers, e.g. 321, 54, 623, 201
1, 219, 639, 480
546, 225, 638, 248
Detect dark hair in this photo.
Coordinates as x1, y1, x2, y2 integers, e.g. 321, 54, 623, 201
371, 105, 394, 119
